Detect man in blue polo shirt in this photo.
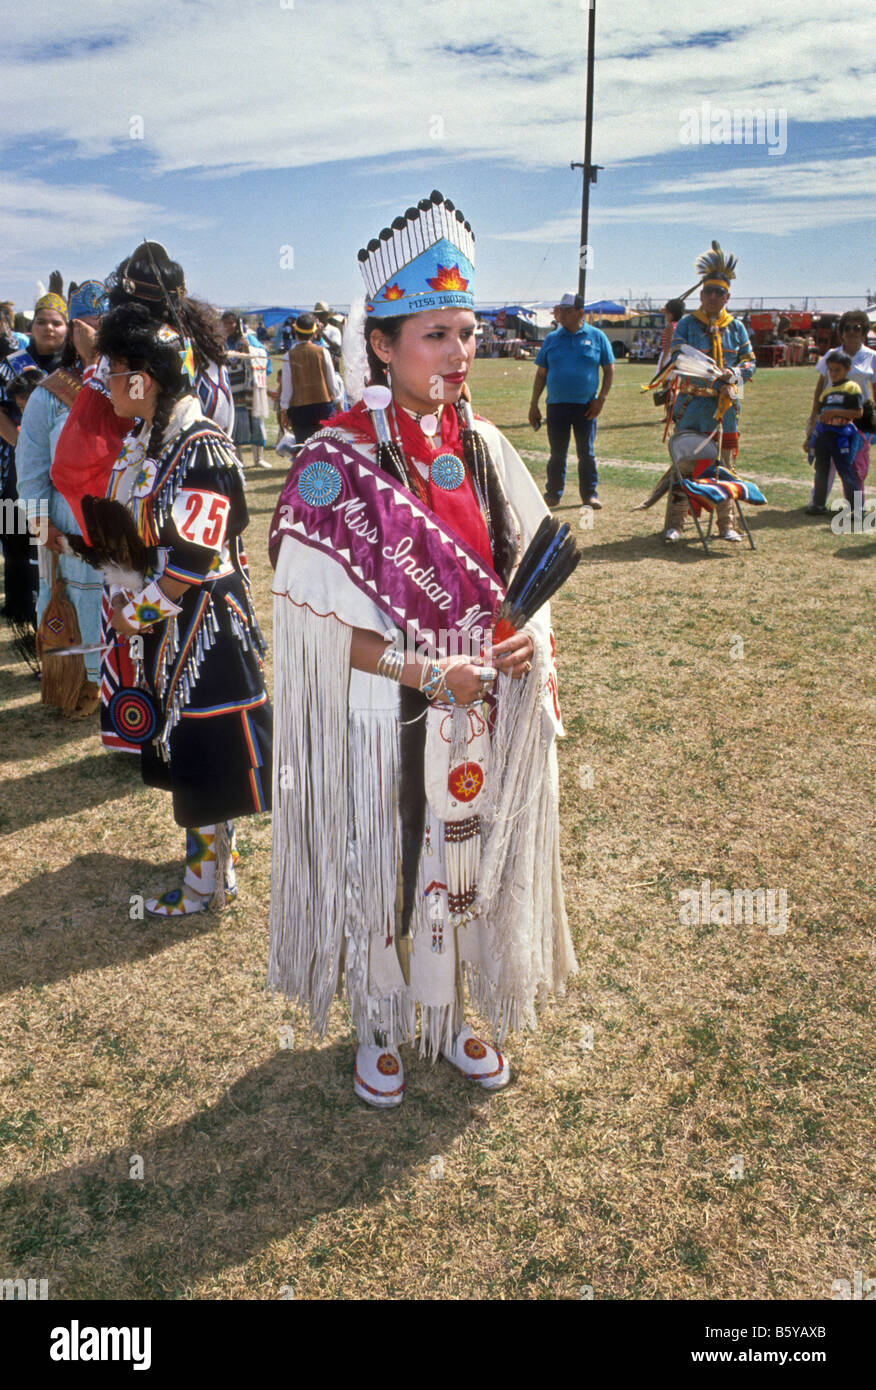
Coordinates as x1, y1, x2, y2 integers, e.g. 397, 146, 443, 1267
529, 293, 615, 508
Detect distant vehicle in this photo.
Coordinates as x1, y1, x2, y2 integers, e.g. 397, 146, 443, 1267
590, 311, 665, 359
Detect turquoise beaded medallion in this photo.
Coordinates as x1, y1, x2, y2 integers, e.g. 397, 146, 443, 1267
429, 452, 465, 491
297, 460, 343, 507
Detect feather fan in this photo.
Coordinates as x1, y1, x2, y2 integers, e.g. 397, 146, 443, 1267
493, 517, 581, 644
63, 497, 153, 590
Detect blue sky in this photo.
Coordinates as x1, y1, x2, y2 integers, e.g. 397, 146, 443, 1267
1, 1, 873, 314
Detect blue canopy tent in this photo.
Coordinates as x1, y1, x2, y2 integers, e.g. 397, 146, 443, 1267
581, 299, 626, 315
233, 306, 304, 329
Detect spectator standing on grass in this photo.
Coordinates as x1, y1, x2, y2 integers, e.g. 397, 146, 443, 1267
804, 350, 865, 513
0, 287, 67, 665
278, 312, 343, 444
528, 292, 614, 510
16, 281, 107, 718
654, 299, 686, 425
313, 302, 343, 364
221, 313, 272, 468
804, 310, 875, 514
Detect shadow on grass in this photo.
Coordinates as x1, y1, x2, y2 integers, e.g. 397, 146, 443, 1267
832, 541, 876, 561
749, 507, 839, 533
0, 753, 140, 833
0, 1046, 475, 1298
0, 701, 103, 764
575, 532, 740, 565
0, 852, 232, 995
0, 664, 44, 691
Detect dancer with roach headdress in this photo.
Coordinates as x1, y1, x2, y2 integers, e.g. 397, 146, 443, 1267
641, 242, 757, 545
268, 191, 578, 1107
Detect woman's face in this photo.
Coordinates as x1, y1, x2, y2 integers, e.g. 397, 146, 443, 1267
840, 324, 865, 355
106, 357, 159, 421
373, 309, 477, 414
31, 310, 67, 355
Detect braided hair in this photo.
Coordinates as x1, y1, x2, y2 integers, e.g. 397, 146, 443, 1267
97, 302, 194, 457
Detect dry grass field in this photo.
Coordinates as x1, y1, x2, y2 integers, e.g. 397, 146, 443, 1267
1, 360, 873, 1301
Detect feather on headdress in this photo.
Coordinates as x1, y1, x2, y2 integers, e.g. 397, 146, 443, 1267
694, 241, 737, 290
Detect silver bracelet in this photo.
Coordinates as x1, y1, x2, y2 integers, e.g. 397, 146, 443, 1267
376, 645, 405, 682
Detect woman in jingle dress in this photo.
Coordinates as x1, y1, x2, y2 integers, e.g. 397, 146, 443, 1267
98, 303, 272, 916
269, 191, 575, 1107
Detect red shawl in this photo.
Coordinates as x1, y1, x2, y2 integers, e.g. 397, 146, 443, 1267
51, 374, 131, 541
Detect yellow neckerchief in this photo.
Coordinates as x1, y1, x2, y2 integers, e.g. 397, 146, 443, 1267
692, 307, 734, 369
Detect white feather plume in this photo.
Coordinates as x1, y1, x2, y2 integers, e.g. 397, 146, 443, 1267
341, 294, 369, 405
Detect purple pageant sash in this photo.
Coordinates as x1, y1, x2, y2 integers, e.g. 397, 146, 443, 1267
268, 435, 505, 655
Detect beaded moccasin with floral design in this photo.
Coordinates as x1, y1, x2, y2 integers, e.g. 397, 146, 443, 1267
353, 1044, 405, 1108
441, 1023, 510, 1090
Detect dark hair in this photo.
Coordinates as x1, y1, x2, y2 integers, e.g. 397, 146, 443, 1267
60, 325, 79, 370
826, 350, 852, 369
105, 243, 226, 368
364, 313, 410, 386
664, 299, 685, 322
838, 310, 870, 336
7, 368, 43, 408
98, 302, 193, 457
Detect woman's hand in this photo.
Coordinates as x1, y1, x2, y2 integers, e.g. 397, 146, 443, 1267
489, 630, 535, 680
71, 319, 99, 367
110, 593, 140, 636
439, 657, 494, 706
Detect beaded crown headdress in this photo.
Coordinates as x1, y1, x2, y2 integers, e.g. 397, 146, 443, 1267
358, 190, 475, 318
68, 280, 107, 320
34, 292, 67, 318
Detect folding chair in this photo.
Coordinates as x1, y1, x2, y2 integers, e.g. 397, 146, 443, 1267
666, 430, 759, 554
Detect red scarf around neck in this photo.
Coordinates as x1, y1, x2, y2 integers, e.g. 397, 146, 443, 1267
330, 399, 494, 569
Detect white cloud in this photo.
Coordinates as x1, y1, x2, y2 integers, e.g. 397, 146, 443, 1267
0, 2, 869, 175
491, 156, 876, 241
0, 174, 207, 286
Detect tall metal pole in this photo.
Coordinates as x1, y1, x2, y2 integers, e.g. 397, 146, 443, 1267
578, 0, 597, 301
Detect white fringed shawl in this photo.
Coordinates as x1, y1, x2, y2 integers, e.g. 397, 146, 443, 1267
269, 418, 577, 1042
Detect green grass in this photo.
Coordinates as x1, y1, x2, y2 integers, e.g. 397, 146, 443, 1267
0, 358, 873, 1300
